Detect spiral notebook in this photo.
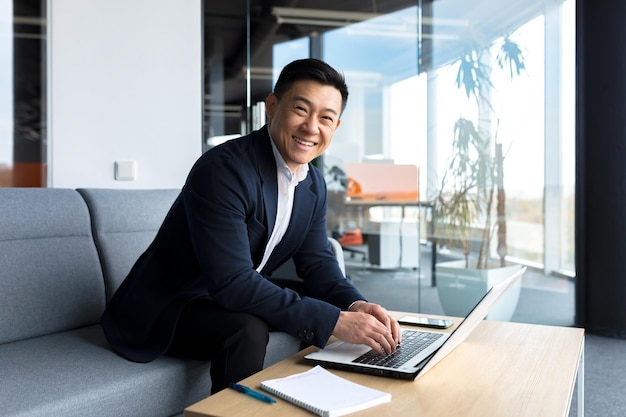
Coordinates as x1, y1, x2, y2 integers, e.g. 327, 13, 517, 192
260, 365, 391, 417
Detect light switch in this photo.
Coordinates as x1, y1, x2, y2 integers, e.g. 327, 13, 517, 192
115, 160, 137, 181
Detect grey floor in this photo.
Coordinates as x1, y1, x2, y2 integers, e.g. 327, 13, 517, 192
344, 244, 626, 417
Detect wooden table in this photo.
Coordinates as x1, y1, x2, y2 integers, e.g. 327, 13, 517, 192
185, 313, 584, 417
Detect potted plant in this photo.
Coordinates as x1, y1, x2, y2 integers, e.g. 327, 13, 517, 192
433, 36, 526, 320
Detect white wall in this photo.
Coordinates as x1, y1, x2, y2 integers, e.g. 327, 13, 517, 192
48, 0, 202, 188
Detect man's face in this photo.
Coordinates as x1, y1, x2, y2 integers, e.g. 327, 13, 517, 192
266, 80, 342, 171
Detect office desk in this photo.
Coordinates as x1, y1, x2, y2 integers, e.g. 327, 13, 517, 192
185, 314, 584, 417
344, 199, 436, 282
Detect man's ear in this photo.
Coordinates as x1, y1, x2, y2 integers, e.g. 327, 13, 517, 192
265, 93, 277, 119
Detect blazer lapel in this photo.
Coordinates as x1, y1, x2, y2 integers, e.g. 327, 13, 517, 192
267, 174, 317, 264
256, 127, 278, 236
253, 126, 318, 268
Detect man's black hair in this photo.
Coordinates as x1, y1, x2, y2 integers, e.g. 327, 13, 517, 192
273, 58, 349, 114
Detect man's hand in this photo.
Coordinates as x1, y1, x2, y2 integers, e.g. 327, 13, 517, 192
332, 302, 401, 355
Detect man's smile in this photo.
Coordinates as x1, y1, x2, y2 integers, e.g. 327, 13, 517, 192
294, 136, 316, 147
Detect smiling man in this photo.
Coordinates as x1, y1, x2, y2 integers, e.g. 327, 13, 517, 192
100, 59, 400, 394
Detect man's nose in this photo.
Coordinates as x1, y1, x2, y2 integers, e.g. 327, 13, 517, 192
302, 116, 320, 133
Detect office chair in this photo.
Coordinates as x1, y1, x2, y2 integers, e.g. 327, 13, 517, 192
325, 164, 368, 262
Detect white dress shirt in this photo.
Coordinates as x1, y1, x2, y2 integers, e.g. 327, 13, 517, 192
256, 137, 309, 272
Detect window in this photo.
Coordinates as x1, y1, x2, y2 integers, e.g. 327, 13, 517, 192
203, 0, 575, 325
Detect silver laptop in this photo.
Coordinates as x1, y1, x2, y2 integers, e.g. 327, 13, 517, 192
305, 267, 526, 380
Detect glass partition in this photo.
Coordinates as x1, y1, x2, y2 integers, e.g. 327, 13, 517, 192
203, 0, 575, 326
316, 7, 426, 311
1, 0, 47, 187
424, 0, 575, 325
0, 0, 12, 186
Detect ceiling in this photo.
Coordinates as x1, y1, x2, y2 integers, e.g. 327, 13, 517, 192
203, 0, 416, 76
203, 0, 418, 107
202, 0, 550, 111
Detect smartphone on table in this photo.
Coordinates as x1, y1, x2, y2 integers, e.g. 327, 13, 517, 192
398, 315, 454, 329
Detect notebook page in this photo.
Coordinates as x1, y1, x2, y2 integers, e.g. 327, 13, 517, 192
260, 365, 391, 417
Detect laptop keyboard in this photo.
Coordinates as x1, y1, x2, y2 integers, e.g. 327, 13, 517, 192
352, 330, 444, 368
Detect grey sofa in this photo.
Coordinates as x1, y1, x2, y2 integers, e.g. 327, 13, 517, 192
0, 188, 312, 417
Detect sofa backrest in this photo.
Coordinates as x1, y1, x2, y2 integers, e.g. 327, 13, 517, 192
0, 188, 106, 344
77, 188, 180, 302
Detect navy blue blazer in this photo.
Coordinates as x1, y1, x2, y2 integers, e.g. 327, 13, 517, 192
100, 126, 365, 363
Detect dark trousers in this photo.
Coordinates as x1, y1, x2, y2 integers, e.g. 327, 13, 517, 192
165, 297, 270, 394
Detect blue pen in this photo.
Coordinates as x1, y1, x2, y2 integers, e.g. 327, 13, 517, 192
229, 382, 276, 404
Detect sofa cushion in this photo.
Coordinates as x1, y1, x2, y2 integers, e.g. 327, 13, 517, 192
0, 188, 302, 417
0, 325, 213, 417
77, 188, 180, 301
0, 188, 105, 344
0, 324, 301, 417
